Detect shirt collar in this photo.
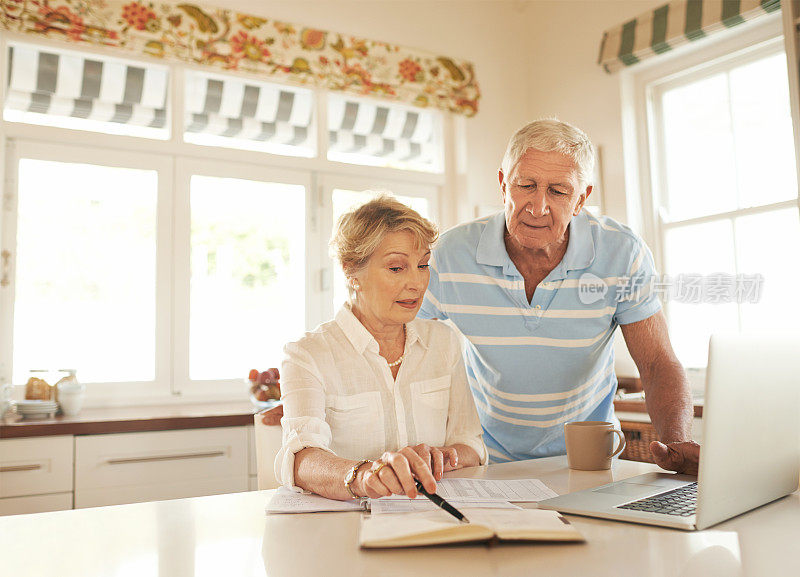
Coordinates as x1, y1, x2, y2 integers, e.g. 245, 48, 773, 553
476, 211, 511, 268
549, 210, 596, 280
474, 210, 596, 279
334, 303, 429, 354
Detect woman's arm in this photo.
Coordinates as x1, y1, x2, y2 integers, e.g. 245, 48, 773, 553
278, 342, 439, 500
292, 448, 368, 500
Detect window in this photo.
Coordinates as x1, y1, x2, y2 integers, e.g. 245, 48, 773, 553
1, 142, 173, 400
327, 93, 443, 173
183, 70, 315, 157
0, 38, 443, 403
645, 39, 800, 368
13, 158, 158, 384
185, 172, 307, 382
5, 42, 169, 139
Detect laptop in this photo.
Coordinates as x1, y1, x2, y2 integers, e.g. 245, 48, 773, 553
538, 333, 800, 531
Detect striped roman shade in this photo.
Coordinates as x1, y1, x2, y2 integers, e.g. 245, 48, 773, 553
184, 71, 314, 151
5, 43, 168, 128
599, 0, 781, 74
327, 93, 440, 170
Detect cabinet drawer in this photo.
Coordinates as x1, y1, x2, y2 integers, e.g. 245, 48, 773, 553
0, 492, 73, 516
75, 427, 247, 494
0, 436, 73, 498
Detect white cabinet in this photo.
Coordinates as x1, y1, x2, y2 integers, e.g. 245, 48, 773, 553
74, 427, 248, 508
0, 436, 73, 515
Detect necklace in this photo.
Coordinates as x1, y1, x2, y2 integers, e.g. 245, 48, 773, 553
386, 325, 406, 368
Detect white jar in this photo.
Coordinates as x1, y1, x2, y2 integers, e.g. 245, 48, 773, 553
57, 375, 85, 417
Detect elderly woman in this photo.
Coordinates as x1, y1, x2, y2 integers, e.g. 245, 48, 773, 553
274, 195, 486, 501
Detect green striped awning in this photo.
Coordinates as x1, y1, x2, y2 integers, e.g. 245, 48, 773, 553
598, 0, 781, 74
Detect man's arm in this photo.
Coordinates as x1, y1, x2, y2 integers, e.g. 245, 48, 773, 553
620, 310, 700, 474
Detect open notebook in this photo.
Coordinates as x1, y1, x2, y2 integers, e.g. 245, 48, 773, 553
359, 508, 584, 548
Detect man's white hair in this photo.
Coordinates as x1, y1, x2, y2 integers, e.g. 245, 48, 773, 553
500, 118, 595, 188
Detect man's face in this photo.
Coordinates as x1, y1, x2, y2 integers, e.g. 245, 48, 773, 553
500, 148, 591, 252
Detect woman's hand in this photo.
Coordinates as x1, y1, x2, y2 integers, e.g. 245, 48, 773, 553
408, 443, 461, 481
358, 446, 438, 499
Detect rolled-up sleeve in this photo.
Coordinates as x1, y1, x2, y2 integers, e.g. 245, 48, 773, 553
274, 341, 337, 491
443, 327, 487, 465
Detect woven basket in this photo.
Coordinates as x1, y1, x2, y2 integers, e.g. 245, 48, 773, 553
620, 421, 658, 463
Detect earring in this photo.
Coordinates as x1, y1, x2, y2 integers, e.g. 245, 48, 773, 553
351, 280, 360, 290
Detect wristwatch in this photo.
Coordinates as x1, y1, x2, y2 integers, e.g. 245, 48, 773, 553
344, 459, 371, 498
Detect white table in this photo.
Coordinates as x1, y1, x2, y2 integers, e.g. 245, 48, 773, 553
1, 456, 797, 577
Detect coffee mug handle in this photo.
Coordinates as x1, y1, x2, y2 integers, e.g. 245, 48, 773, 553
609, 429, 626, 458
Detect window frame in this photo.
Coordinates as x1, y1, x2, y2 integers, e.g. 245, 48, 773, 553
172, 157, 316, 399
1, 139, 174, 404
0, 32, 448, 406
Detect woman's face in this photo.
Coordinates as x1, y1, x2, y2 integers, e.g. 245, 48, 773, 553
351, 231, 431, 328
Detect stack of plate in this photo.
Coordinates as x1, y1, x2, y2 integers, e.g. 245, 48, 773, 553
14, 399, 58, 419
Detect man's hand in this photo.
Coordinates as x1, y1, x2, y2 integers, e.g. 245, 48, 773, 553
259, 404, 284, 426
650, 440, 700, 476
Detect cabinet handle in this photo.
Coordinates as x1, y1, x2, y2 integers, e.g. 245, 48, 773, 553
0, 464, 42, 472
106, 450, 226, 465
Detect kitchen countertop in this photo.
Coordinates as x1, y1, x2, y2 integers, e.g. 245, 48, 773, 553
0, 401, 259, 439
2, 455, 796, 577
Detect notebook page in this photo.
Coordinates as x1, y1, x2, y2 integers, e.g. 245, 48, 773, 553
359, 510, 494, 548
468, 509, 583, 541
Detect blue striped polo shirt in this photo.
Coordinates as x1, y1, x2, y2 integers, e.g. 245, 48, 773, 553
418, 210, 661, 463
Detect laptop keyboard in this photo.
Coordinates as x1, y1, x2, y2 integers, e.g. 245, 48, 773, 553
616, 482, 697, 516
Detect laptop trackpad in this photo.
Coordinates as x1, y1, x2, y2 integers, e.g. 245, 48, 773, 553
593, 483, 665, 497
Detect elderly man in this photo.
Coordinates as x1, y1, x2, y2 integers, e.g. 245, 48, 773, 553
418, 119, 699, 474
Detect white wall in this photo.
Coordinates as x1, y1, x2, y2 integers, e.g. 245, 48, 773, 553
214, 0, 533, 227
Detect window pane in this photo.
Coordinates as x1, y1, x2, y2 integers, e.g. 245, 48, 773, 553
4, 43, 169, 140
664, 220, 738, 368
735, 209, 800, 332
331, 189, 430, 310
184, 71, 315, 158
327, 94, 442, 173
729, 53, 797, 208
13, 160, 157, 383
661, 74, 737, 221
190, 176, 306, 380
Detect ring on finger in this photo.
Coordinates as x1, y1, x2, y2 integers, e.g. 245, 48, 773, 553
371, 460, 388, 475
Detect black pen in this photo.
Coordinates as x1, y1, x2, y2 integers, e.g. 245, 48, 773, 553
415, 480, 470, 524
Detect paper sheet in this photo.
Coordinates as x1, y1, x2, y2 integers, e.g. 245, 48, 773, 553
266, 487, 364, 513
384, 478, 557, 502
369, 498, 522, 514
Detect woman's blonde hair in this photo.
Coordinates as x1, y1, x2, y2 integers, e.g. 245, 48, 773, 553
329, 193, 438, 285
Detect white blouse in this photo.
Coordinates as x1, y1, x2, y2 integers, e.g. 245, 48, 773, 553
275, 304, 487, 490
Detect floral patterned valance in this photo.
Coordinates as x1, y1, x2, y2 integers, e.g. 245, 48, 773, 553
0, 1, 480, 117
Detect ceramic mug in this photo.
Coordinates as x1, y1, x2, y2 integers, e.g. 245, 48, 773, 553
564, 421, 626, 470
